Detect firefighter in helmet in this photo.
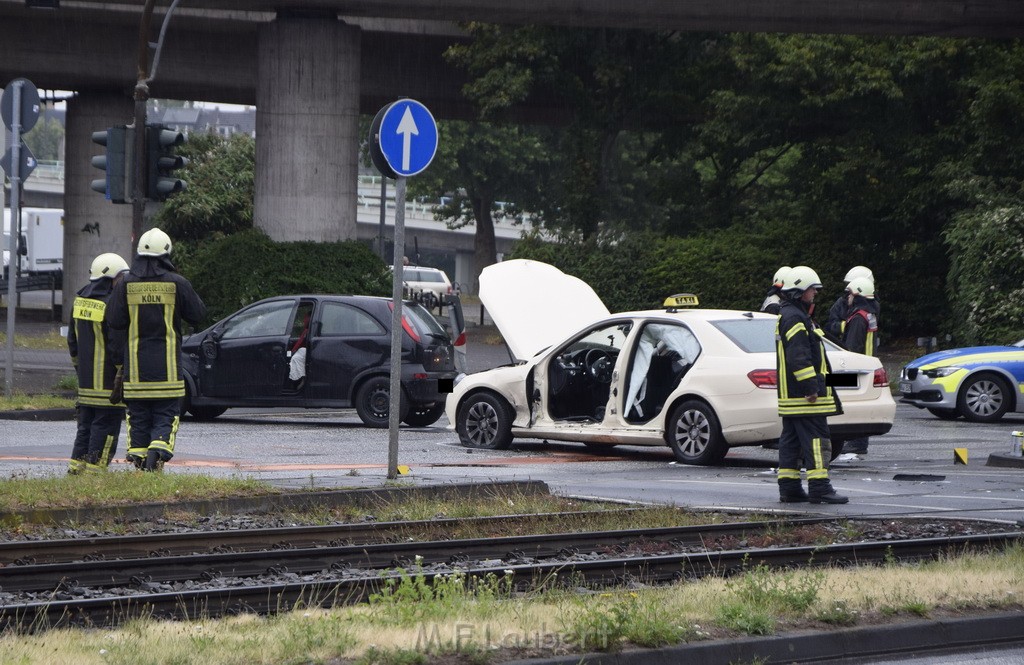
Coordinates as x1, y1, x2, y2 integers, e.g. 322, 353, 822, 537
838, 276, 879, 456
107, 228, 206, 471
760, 266, 791, 315
67, 253, 129, 473
775, 265, 848, 504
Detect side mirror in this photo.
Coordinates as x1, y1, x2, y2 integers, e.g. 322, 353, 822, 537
201, 337, 218, 360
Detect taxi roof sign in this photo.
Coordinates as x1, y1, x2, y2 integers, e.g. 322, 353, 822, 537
663, 293, 699, 309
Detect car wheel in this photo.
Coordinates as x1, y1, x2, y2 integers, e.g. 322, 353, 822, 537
355, 376, 409, 428
182, 383, 226, 421
957, 373, 1011, 423
403, 404, 445, 427
666, 399, 727, 465
457, 392, 513, 449
926, 407, 960, 421
188, 405, 227, 421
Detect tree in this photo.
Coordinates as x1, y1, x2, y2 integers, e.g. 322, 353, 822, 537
153, 132, 255, 242
407, 120, 552, 293
24, 115, 64, 162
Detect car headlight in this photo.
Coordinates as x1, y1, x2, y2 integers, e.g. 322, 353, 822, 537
921, 366, 961, 378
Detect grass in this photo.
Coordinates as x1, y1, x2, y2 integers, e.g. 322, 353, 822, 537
0, 471, 277, 515
0, 329, 67, 350
0, 391, 75, 410
1, 545, 1021, 664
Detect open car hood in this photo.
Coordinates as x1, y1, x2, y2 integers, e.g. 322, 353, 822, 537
478, 259, 610, 361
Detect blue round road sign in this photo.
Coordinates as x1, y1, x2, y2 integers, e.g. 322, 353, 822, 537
377, 99, 438, 177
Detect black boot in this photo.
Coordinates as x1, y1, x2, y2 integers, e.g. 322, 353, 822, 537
778, 478, 809, 503
809, 480, 848, 504
143, 449, 164, 472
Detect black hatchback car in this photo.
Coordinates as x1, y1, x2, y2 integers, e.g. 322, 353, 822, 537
180, 295, 456, 427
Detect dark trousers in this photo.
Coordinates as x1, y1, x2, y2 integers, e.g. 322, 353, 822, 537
845, 436, 869, 454
777, 415, 835, 494
71, 406, 124, 467
125, 398, 181, 466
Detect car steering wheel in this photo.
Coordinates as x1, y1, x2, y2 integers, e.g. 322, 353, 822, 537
584, 349, 614, 384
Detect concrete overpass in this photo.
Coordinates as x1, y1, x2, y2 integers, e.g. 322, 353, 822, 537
1, 0, 1021, 318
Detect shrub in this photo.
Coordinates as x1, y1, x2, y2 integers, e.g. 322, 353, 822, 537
181, 229, 391, 324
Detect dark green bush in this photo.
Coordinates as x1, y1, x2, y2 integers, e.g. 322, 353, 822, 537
180, 229, 391, 324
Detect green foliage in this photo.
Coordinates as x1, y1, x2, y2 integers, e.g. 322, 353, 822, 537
943, 194, 1024, 345
182, 229, 390, 323
23, 115, 64, 162
154, 133, 255, 242
726, 564, 823, 613
560, 592, 689, 652
368, 570, 513, 625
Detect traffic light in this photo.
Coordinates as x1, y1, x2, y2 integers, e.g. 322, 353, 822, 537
90, 125, 132, 204
145, 124, 188, 201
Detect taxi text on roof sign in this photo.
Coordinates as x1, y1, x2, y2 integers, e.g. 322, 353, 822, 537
663, 293, 700, 309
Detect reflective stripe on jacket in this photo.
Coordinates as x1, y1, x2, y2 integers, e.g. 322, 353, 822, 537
776, 298, 842, 418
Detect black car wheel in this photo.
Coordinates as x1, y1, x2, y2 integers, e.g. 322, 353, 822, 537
927, 407, 960, 420
403, 404, 445, 427
666, 399, 727, 465
355, 376, 408, 428
957, 373, 1011, 423
182, 383, 226, 421
457, 392, 513, 449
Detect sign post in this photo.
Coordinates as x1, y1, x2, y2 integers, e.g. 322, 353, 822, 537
1, 78, 41, 398
371, 99, 438, 479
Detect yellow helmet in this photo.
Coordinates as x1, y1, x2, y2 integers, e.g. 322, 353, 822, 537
784, 266, 823, 293
89, 253, 129, 281
138, 228, 172, 257
847, 276, 875, 298
843, 265, 873, 283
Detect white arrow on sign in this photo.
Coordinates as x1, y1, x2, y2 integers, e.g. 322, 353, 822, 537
396, 106, 419, 172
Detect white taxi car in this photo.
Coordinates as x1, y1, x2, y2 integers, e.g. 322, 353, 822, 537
446, 260, 895, 465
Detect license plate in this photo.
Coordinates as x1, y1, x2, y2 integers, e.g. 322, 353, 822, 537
899, 381, 912, 394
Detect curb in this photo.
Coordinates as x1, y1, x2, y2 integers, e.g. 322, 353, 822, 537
507, 610, 1024, 665
0, 408, 75, 421
987, 453, 1024, 469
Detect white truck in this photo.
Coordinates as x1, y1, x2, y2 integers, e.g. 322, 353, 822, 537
3, 207, 64, 276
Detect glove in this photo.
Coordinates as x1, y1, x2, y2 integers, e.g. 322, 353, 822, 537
110, 367, 124, 404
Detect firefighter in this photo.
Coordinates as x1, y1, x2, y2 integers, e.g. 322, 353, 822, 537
67, 253, 129, 474
760, 266, 791, 315
775, 265, 848, 504
825, 265, 873, 344
839, 276, 879, 456
107, 228, 206, 471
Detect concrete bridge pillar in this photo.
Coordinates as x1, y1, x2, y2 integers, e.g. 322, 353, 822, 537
255, 14, 361, 242
64, 92, 134, 322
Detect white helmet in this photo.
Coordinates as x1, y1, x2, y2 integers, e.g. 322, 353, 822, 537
843, 265, 873, 282
784, 265, 823, 293
89, 253, 129, 281
772, 266, 792, 287
847, 276, 875, 298
138, 228, 172, 257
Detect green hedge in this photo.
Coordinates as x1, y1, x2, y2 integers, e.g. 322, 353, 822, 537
178, 229, 391, 324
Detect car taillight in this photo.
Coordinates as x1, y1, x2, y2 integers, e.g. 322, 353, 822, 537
748, 369, 777, 389
873, 367, 889, 387
387, 301, 421, 342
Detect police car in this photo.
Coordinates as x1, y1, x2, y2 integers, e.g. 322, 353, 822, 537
445, 260, 895, 465
899, 340, 1024, 422
181, 295, 457, 427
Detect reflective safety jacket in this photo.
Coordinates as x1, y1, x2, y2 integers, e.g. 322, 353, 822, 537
842, 296, 880, 356
107, 256, 206, 400
776, 297, 842, 418
67, 278, 126, 407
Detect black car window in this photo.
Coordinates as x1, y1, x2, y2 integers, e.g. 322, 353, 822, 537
220, 300, 294, 339
320, 302, 385, 336
710, 318, 777, 353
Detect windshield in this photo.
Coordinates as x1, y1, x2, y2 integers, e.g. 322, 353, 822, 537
710, 318, 776, 353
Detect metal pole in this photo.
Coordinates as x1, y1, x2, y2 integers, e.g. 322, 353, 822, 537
132, 0, 157, 244
378, 177, 387, 260
387, 176, 406, 479
4, 81, 23, 397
